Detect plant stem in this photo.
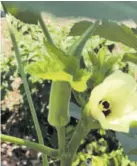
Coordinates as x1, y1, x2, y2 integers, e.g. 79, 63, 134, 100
57, 127, 66, 166
38, 14, 69, 166
38, 14, 55, 46
65, 104, 100, 166
66, 119, 90, 165
6, 15, 49, 166
1, 134, 59, 158
57, 127, 66, 153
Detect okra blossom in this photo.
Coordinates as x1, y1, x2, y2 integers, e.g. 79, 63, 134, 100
89, 71, 137, 132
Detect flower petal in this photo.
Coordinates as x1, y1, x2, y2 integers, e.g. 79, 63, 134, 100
89, 70, 137, 132
101, 110, 137, 132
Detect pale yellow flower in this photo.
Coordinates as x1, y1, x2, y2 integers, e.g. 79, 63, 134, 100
89, 71, 137, 132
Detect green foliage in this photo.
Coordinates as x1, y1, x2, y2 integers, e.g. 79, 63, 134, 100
67, 21, 99, 57
122, 53, 137, 64
69, 20, 137, 50
87, 47, 120, 87
73, 129, 137, 166
26, 30, 93, 92
1, 13, 137, 166
26, 47, 91, 92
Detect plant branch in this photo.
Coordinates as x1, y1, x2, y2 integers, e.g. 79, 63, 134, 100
57, 127, 66, 153
1, 134, 59, 158
6, 15, 49, 166
66, 118, 90, 165
65, 104, 100, 166
57, 127, 66, 166
38, 14, 55, 46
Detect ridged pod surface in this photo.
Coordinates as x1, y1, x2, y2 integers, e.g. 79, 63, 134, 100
48, 81, 71, 127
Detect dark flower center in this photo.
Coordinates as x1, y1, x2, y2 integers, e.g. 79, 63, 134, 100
99, 100, 111, 117
102, 101, 110, 109
102, 109, 111, 117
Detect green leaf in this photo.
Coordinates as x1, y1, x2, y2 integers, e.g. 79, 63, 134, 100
96, 22, 137, 50
122, 53, 137, 64
2, 2, 137, 21
67, 21, 99, 57
2, 2, 38, 24
69, 20, 137, 50
72, 69, 91, 92
69, 20, 93, 36
44, 40, 66, 59
44, 41, 80, 74
26, 59, 73, 82
27, 41, 91, 92
97, 47, 106, 67
104, 55, 120, 71
116, 128, 137, 161
27, 60, 90, 92
132, 27, 137, 36
27, 39, 91, 92
88, 51, 99, 66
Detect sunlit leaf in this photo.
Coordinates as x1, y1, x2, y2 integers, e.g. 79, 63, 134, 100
72, 69, 91, 92
44, 41, 80, 74
27, 53, 90, 92
26, 59, 73, 82
97, 47, 106, 67
103, 55, 120, 72
88, 51, 99, 66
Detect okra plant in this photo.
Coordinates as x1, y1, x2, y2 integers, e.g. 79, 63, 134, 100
1, 8, 137, 166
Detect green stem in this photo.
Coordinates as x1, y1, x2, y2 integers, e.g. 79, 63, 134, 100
38, 14, 55, 46
57, 127, 66, 166
38, 14, 71, 166
66, 119, 90, 165
66, 104, 100, 166
1, 134, 59, 158
6, 15, 49, 166
57, 127, 66, 153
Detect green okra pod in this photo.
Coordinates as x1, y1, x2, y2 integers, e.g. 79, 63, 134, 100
48, 81, 71, 127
